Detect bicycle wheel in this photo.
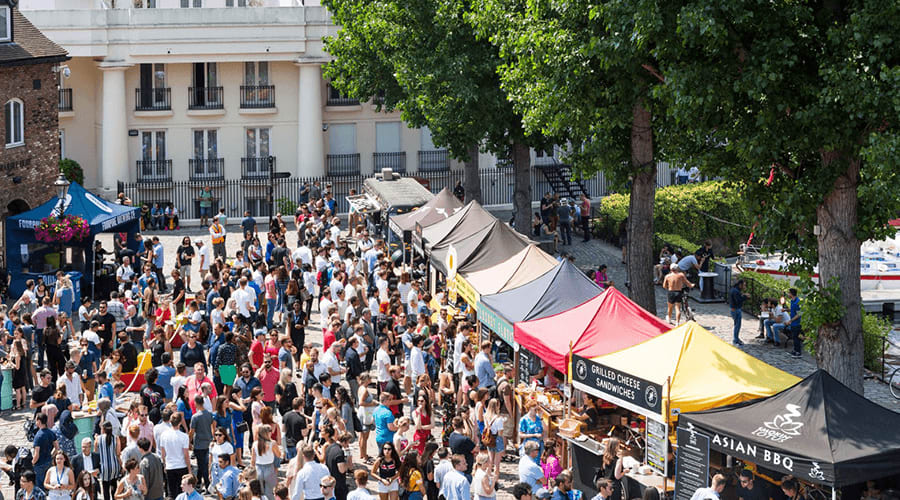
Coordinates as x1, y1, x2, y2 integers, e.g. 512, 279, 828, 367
682, 299, 694, 322
890, 368, 900, 400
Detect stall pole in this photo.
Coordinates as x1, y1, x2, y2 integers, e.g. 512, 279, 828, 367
513, 347, 520, 444
90, 236, 97, 301
832, 488, 836, 500
664, 375, 672, 494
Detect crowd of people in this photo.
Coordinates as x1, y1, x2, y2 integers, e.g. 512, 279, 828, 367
0, 185, 620, 500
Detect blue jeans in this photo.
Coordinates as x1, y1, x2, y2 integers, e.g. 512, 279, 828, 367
266, 298, 276, 329
558, 220, 572, 245
730, 308, 742, 343
765, 320, 787, 343
285, 445, 297, 461
34, 328, 46, 369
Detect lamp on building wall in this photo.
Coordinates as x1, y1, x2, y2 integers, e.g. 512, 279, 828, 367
54, 173, 71, 216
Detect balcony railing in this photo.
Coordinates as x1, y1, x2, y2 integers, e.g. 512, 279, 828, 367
188, 87, 224, 110
188, 158, 224, 181
136, 159, 172, 183
373, 152, 406, 174
135, 88, 171, 111
418, 149, 450, 172
241, 156, 274, 179
326, 153, 361, 176
58, 88, 73, 112
327, 95, 361, 106
240, 85, 275, 109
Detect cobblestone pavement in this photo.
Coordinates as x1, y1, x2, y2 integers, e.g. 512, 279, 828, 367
1, 220, 896, 500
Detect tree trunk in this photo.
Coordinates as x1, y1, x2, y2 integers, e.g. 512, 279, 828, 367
511, 142, 533, 235
814, 153, 864, 394
627, 100, 657, 315
464, 144, 482, 204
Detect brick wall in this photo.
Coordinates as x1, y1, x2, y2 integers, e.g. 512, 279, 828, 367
0, 61, 60, 216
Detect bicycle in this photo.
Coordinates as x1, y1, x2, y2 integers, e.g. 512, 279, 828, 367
890, 367, 900, 399
680, 286, 695, 323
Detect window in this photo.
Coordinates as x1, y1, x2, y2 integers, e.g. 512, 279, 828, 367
180, 0, 202, 6
226, 0, 248, 5
0, 6, 10, 43
59, 130, 65, 158
329, 124, 357, 154
5, 99, 24, 147
420, 126, 441, 150
244, 62, 269, 86
375, 122, 401, 153
193, 129, 218, 159
245, 127, 270, 158
141, 130, 166, 161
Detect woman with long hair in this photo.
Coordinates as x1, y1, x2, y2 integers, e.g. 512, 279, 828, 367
518, 400, 544, 456
209, 426, 235, 493
275, 368, 298, 417
73, 471, 95, 500
113, 458, 145, 500
250, 424, 282, 500
100, 350, 123, 383
411, 391, 432, 455
472, 452, 497, 500
601, 437, 626, 500
398, 451, 425, 500
249, 386, 265, 430
175, 385, 193, 428
484, 399, 506, 469
256, 406, 281, 446
11, 332, 28, 409
274, 266, 290, 325
44, 451, 75, 500
335, 386, 356, 442
540, 439, 562, 485
437, 370, 456, 446
370, 441, 401, 500
419, 442, 439, 500
95, 421, 122, 500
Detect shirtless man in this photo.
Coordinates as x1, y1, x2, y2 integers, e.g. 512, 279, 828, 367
662, 264, 694, 324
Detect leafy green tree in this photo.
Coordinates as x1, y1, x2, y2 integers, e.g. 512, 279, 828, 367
469, 0, 676, 314
655, 0, 900, 392
323, 0, 550, 233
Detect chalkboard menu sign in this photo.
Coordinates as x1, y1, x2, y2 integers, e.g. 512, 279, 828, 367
675, 425, 710, 500
517, 348, 536, 385
646, 419, 667, 477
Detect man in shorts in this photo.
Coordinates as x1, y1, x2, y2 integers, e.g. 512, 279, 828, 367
662, 264, 693, 325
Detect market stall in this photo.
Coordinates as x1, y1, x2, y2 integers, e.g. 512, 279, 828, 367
5, 182, 141, 298
388, 187, 463, 238
677, 370, 900, 500
569, 322, 799, 497
514, 287, 671, 373
454, 244, 557, 306
429, 216, 530, 277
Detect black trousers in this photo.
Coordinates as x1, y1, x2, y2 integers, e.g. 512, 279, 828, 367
165, 467, 188, 499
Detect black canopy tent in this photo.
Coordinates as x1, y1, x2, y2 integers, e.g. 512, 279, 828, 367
678, 370, 900, 494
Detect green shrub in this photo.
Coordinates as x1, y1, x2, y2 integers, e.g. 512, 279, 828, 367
656, 233, 699, 256
59, 158, 84, 185
594, 181, 752, 256
738, 270, 792, 315
276, 197, 298, 215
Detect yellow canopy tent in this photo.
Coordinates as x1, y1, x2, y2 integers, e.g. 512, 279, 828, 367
571, 321, 800, 424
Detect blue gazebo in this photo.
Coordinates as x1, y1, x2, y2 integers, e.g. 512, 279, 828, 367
5, 182, 141, 298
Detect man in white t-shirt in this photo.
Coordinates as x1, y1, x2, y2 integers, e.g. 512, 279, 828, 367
196, 240, 211, 277
321, 341, 346, 385
232, 277, 256, 321
409, 335, 427, 382
453, 324, 469, 380
159, 412, 190, 500
375, 337, 392, 391
293, 244, 313, 267
116, 256, 135, 291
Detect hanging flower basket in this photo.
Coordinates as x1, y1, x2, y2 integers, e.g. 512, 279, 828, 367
34, 215, 90, 243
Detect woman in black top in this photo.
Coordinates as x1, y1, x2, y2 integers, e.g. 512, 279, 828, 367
176, 237, 195, 292
179, 332, 206, 374
371, 441, 401, 500
420, 442, 439, 500
170, 269, 185, 315
600, 437, 626, 500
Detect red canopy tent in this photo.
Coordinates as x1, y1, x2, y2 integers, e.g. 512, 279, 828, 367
513, 287, 670, 373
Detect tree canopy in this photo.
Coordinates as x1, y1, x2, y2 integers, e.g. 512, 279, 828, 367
323, 0, 550, 233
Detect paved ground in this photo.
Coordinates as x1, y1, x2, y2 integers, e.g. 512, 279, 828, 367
1, 218, 897, 500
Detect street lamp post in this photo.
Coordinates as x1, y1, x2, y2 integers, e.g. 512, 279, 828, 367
54, 173, 71, 216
